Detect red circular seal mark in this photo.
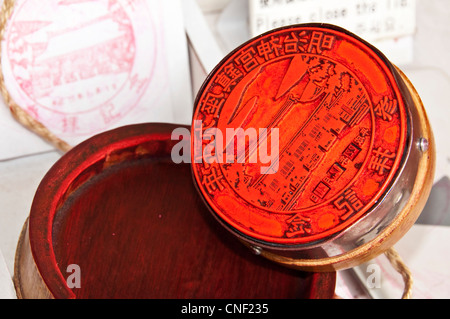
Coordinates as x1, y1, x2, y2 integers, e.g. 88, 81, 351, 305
2, 0, 155, 137
191, 24, 408, 245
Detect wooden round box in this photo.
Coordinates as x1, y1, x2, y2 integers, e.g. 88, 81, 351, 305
14, 123, 336, 299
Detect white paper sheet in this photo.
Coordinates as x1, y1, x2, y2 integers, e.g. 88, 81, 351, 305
0, 0, 192, 159
349, 224, 450, 299
248, 0, 416, 65
402, 68, 450, 183
0, 249, 16, 299
182, 0, 224, 74
248, 0, 416, 41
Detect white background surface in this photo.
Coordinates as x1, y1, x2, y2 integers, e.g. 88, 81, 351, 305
0, 0, 449, 299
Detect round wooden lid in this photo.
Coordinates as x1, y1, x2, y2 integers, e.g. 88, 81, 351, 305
20, 123, 335, 298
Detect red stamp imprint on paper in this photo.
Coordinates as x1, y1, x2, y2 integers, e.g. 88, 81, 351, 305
3, 0, 155, 137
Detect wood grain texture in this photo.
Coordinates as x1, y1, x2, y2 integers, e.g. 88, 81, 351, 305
14, 219, 53, 299
15, 123, 336, 299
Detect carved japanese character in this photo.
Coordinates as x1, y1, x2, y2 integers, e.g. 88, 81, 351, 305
374, 96, 397, 121
234, 47, 259, 72
333, 189, 363, 220
200, 92, 224, 117
308, 31, 335, 54
285, 214, 312, 237
368, 147, 396, 175
201, 167, 225, 194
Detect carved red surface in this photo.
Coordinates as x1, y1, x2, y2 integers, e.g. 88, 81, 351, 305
191, 24, 407, 245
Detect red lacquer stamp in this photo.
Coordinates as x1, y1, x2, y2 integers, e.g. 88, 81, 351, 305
2, 0, 155, 137
191, 24, 408, 246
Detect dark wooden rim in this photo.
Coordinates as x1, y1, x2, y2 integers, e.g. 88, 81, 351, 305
27, 122, 335, 299
29, 123, 184, 298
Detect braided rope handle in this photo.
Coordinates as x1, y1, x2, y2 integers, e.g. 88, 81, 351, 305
384, 247, 413, 299
0, 0, 71, 152
259, 246, 413, 299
